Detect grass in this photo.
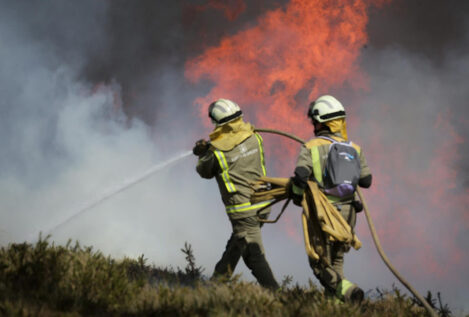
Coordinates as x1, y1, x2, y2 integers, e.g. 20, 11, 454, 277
0, 235, 457, 316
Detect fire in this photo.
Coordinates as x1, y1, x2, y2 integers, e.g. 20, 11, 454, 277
185, 0, 376, 138
184, 0, 468, 291
185, 0, 387, 240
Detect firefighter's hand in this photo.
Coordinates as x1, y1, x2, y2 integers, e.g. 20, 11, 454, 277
351, 200, 363, 213
288, 178, 304, 207
193, 139, 209, 156
291, 193, 303, 207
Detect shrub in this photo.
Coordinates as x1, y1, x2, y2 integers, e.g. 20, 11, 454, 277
0, 236, 450, 316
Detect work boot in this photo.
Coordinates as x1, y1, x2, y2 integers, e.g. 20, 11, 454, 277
324, 289, 342, 305
350, 287, 364, 305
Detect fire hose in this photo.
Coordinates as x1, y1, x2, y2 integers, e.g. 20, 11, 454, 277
254, 128, 438, 317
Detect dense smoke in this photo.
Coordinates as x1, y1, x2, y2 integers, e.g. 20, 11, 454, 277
0, 0, 213, 267
366, 0, 469, 183
351, 1, 469, 311
0, 0, 467, 313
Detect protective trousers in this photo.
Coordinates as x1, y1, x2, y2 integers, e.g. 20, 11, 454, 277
309, 203, 357, 296
212, 214, 279, 290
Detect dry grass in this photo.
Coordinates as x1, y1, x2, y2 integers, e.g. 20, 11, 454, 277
0, 236, 455, 316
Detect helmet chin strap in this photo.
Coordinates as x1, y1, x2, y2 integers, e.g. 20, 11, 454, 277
313, 121, 330, 136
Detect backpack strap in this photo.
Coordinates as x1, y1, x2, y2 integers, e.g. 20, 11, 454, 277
317, 135, 352, 145
317, 136, 337, 143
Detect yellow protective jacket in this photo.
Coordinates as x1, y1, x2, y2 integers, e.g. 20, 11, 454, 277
197, 122, 271, 220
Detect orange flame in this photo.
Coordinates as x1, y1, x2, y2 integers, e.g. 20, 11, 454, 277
185, 0, 381, 138
185, 0, 389, 242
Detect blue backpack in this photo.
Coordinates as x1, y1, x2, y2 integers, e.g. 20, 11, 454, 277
319, 136, 361, 198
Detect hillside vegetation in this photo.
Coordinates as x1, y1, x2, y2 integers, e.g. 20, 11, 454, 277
0, 236, 454, 316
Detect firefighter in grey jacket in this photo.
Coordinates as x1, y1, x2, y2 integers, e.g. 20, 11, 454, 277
289, 95, 372, 303
193, 98, 279, 290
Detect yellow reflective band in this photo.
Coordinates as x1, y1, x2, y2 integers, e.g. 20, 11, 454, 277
311, 146, 323, 184
214, 150, 237, 193
254, 133, 266, 176
225, 202, 250, 210
336, 279, 355, 300
225, 201, 272, 214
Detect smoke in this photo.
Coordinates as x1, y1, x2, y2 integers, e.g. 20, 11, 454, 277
0, 0, 220, 270
365, 0, 469, 187
346, 45, 469, 313
349, 1, 469, 312
0, 0, 468, 314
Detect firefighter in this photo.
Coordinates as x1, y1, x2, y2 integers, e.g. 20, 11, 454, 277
289, 95, 372, 303
193, 98, 279, 290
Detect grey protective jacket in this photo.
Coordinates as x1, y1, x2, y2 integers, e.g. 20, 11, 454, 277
197, 133, 271, 220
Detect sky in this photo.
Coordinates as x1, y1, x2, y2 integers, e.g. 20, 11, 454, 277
0, 0, 468, 314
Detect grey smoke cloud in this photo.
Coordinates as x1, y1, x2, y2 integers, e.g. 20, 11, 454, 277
366, 0, 469, 187
0, 0, 207, 264
350, 45, 469, 314
0, 0, 259, 283
349, 2, 469, 313
0, 0, 468, 315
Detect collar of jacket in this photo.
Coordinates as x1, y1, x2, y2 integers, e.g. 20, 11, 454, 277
209, 117, 254, 151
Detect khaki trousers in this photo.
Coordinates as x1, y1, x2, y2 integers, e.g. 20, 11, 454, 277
212, 214, 279, 290
309, 203, 357, 293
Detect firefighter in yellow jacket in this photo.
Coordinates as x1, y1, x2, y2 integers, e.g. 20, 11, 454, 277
193, 98, 279, 290
289, 95, 372, 303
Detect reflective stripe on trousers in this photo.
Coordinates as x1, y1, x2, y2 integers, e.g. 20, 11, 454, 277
336, 279, 357, 301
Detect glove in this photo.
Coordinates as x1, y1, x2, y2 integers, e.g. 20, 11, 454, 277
193, 139, 209, 156
351, 200, 363, 213
291, 192, 303, 207
288, 178, 304, 207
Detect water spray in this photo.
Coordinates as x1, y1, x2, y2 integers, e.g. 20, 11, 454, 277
42, 150, 192, 236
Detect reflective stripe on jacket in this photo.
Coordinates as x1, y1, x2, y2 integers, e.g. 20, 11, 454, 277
197, 133, 269, 219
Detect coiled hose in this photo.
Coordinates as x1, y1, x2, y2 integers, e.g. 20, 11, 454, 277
254, 128, 437, 317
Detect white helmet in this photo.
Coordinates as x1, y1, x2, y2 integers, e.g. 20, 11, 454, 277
208, 98, 243, 125
307, 95, 346, 123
